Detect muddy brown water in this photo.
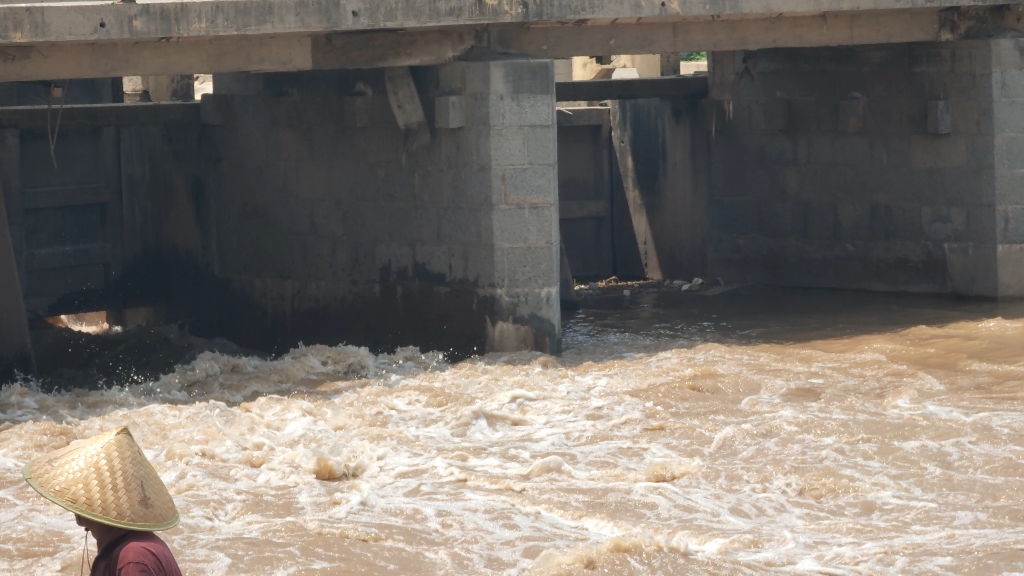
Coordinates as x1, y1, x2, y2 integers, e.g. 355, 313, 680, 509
2, 286, 1023, 575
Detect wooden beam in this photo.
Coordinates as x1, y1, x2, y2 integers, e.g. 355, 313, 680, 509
556, 76, 708, 102
385, 66, 431, 150
0, 169, 35, 378
610, 101, 662, 280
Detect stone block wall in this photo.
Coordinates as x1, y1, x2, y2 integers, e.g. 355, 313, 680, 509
704, 40, 1024, 295
205, 60, 560, 355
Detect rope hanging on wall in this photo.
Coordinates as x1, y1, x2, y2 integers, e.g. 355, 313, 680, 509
46, 79, 70, 170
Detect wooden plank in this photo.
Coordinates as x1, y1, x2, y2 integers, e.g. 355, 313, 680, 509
560, 200, 610, 220
20, 183, 110, 210
556, 77, 708, 102
385, 67, 431, 150
0, 102, 200, 130
610, 101, 662, 280
609, 129, 644, 279
24, 244, 110, 270
0, 175, 34, 377
557, 107, 610, 127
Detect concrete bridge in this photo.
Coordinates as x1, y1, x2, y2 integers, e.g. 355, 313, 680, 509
0, 1, 1017, 81
2, 0, 1024, 377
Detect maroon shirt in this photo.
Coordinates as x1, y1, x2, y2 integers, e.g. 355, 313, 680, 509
90, 531, 182, 576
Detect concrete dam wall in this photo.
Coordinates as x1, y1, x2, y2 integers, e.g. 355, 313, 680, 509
3, 30, 1024, 376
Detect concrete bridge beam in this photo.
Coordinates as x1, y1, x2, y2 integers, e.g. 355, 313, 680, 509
0, 6, 1019, 82
0, 1, 1013, 46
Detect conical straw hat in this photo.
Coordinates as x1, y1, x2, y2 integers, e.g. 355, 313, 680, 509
23, 426, 179, 531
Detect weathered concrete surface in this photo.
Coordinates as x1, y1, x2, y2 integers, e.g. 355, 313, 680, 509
0, 64, 562, 355
612, 98, 708, 281
557, 108, 617, 279
0, 3, 1020, 82
0, 171, 34, 379
704, 38, 1024, 297
0, 101, 206, 319
205, 61, 560, 355
946, 243, 1024, 296
0, 1, 1013, 43
944, 37, 1024, 296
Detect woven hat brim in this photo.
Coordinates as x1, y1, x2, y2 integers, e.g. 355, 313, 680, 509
24, 461, 180, 528
24, 463, 180, 531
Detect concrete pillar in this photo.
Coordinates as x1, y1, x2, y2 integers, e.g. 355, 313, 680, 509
204, 61, 560, 355
445, 59, 562, 353
947, 38, 1024, 297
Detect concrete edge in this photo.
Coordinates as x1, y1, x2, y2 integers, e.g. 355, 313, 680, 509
0, 0, 1014, 45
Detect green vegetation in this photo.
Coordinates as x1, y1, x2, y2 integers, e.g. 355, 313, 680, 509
680, 52, 708, 62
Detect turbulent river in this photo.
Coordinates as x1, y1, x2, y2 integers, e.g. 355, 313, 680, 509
2, 286, 1023, 575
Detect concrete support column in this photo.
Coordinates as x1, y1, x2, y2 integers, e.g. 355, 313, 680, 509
946, 39, 1024, 297
438, 59, 561, 353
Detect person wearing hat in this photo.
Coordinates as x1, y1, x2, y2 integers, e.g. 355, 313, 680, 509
23, 426, 183, 576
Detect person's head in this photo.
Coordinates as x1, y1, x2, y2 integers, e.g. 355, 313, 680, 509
23, 427, 179, 537
74, 514, 131, 548
75, 514, 96, 531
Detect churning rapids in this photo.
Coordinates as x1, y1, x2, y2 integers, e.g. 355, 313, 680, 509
2, 286, 1023, 575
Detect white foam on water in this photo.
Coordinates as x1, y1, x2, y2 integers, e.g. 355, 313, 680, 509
1, 316, 1023, 575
